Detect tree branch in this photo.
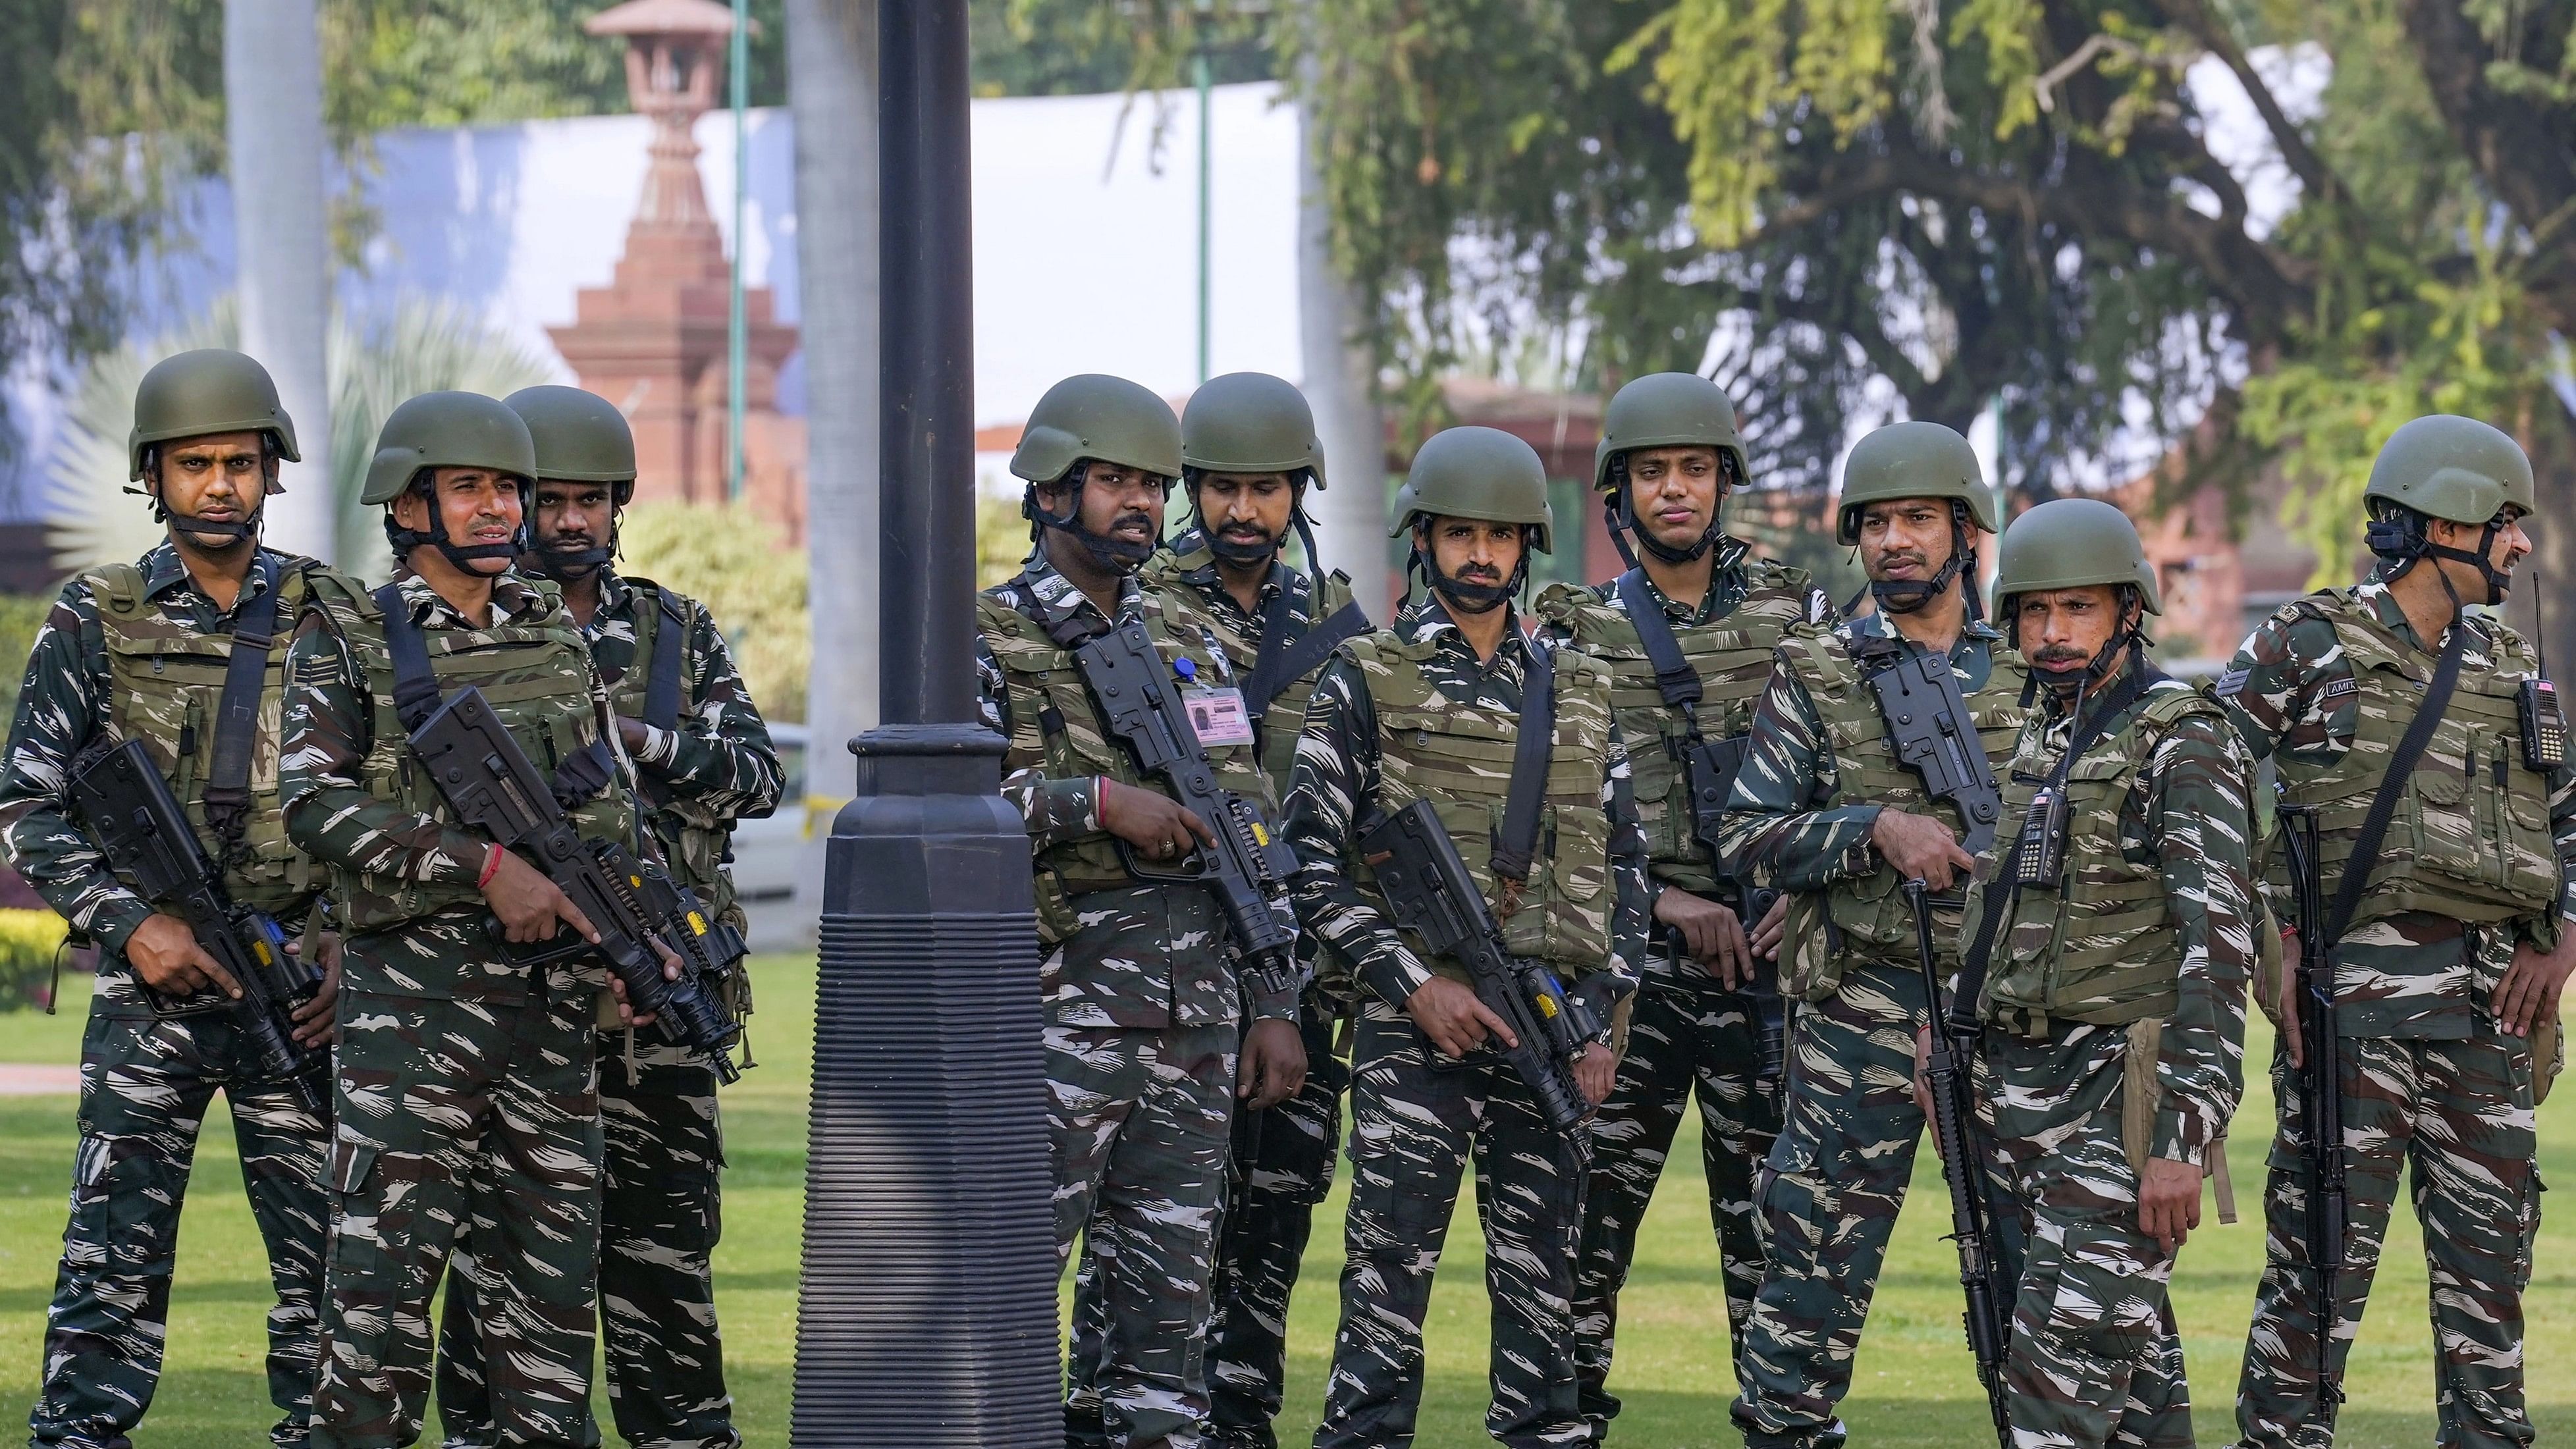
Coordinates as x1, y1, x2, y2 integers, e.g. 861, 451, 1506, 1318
2398, 0, 2576, 332
2155, 0, 2346, 206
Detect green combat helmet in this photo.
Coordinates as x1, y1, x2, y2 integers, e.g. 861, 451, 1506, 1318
1012, 373, 1182, 571
1993, 496, 2160, 676
506, 385, 637, 579
1392, 425, 1552, 612
365, 391, 539, 570
2363, 414, 2534, 604
1181, 371, 1327, 571
1593, 371, 1749, 567
127, 348, 302, 542
1837, 420, 2000, 616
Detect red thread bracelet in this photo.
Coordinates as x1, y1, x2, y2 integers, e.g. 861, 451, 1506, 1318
477, 843, 504, 889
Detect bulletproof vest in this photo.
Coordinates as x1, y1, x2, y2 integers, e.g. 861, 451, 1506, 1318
604, 577, 740, 925
1140, 554, 1365, 795
1979, 682, 2224, 1028
88, 554, 319, 916
304, 571, 633, 933
1343, 630, 1619, 976
1534, 556, 1814, 893
2268, 589, 2561, 928
976, 580, 1274, 945
1776, 623, 2030, 995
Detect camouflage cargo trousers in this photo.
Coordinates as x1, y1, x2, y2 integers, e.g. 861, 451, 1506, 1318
1985, 1024, 2193, 1449
1067, 1007, 1349, 1449
435, 1037, 733, 1448
2233, 1026, 2542, 1449
1572, 962, 1781, 1440
1731, 959, 2024, 1449
1052, 1019, 1239, 1449
309, 964, 603, 1449
28, 1002, 330, 1449
1314, 997, 1592, 1449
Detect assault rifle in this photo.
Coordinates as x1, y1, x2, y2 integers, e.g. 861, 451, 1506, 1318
1074, 618, 1302, 1001
406, 687, 741, 1081
70, 739, 329, 1119
1856, 635, 2005, 858
1680, 733, 1787, 1095
1904, 878, 2012, 1448
2277, 803, 2346, 1409
1359, 799, 1601, 1145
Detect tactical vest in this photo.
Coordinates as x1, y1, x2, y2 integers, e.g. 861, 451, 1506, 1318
977, 583, 1274, 945
1776, 623, 2030, 995
1142, 560, 1364, 796
1343, 631, 1619, 977
606, 578, 740, 925
1980, 683, 2226, 1028
1535, 559, 1814, 893
2267, 589, 2560, 930
304, 572, 633, 934
88, 556, 319, 916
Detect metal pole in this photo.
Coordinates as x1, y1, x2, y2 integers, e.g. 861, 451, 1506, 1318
792, 1, 1054, 1442
1194, 3, 1213, 384
728, 0, 751, 502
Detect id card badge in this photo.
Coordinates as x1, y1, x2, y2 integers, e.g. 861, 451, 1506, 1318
1185, 687, 1256, 747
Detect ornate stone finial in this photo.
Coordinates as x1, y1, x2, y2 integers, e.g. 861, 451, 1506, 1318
585, 0, 745, 230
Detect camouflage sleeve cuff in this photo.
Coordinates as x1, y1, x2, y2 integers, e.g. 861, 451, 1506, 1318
1358, 941, 1436, 1010
83, 894, 154, 956
1247, 972, 1299, 1022
2151, 1095, 2218, 1169
1017, 776, 1103, 853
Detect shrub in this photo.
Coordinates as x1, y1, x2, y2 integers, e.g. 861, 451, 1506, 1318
0, 909, 70, 1013
616, 502, 809, 723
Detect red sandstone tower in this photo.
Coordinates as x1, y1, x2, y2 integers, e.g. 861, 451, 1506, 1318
550, 0, 806, 542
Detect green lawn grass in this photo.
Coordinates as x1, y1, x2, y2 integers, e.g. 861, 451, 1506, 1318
0, 955, 2564, 1445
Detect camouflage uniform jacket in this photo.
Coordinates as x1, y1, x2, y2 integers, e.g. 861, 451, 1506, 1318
1970, 658, 2258, 1169
975, 550, 1297, 1029
1534, 539, 1830, 983
281, 566, 638, 999
2218, 581, 2576, 1038
1280, 596, 1651, 1014
0, 542, 321, 1013
582, 567, 784, 924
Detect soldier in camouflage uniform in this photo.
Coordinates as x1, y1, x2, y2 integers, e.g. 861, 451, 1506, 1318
974, 373, 1308, 1449
1531, 373, 1830, 1441
2220, 416, 2576, 1449
1714, 422, 2030, 1449
1283, 425, 1649, 1449
1065, 373, 1371, 1449
284, 391, 658, 1449
1945, 498, 2257, 1448
433, 385, 782, 1449
0, 350, 338, 1449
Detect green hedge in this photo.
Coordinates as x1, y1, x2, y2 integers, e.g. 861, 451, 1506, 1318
0, 909, 68, 1013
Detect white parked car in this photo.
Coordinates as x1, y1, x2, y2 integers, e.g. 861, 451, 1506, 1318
726, 722, 813, 953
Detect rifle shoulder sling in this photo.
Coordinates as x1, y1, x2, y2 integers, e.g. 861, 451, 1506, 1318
2323, 620, 2471, 946
1247, 594, 1372, 712
1615, 568, 1706, 720
1491, 636, 1558, 887
641, 589, 687, 731
373, 582, 444, 733
202, 553, 283, 847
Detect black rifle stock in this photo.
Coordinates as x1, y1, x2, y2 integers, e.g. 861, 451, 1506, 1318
70, 740, 329, 1119
2277, 803, 2346, 1407
407, 687, 741, 1080
1904, 878, 2012, 1448
1682, 733, 1786, 1092
1359, 799, 1599, 1146
1074, 619, 1302, 1000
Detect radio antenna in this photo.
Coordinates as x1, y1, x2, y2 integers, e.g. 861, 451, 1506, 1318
2536, 569, 2550, 679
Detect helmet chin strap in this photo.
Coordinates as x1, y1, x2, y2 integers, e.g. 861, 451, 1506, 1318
1409, 523, 1529, 615
1868, 511, 1981, 619
1029, 462, 1158, 572
388, 475, 531, 573
2371, 508, 2510, 610
1601, 454, 1727, 570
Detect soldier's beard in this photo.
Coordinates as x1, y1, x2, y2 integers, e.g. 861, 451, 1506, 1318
1206, 523, 1281, 566
529, 535, 613, 579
